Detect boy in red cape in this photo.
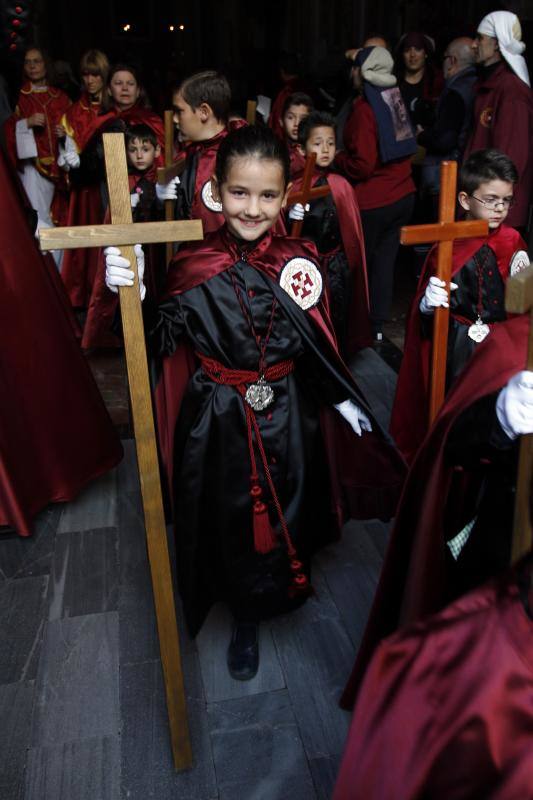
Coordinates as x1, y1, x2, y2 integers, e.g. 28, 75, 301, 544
0, 147, 122, 536
341, 311, 533, 711
391, 149, 526, 463
286, 111, 371, 354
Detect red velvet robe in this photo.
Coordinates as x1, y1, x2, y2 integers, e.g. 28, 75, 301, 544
4, 82, 72, 224
341, 312, 529, 708
287, 169, 371, 353
464, 63, 533, 228
334, 566, 533, 800
0, 148, 123, 536
390, 224, 526, 464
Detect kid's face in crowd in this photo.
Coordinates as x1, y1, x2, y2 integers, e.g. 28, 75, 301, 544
82, 71, 104, 98
282, 104, 311, 142
304, 126, 336, 168
213, 156, 290, 242
127, 138, 160, 171
172, 91, 205, 142
24, 49, 46, 83
109, 71, 140, 111
403, 45, 426, 73
458, 179, 514, 229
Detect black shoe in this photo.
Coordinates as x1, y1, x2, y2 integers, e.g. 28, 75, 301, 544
227, 622, 259, 681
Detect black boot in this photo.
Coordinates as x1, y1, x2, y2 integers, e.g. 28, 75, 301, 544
227, 621, 259, 681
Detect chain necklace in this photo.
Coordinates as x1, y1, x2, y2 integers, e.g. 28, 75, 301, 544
467, 250, 491, 343
230, 254, 278, 411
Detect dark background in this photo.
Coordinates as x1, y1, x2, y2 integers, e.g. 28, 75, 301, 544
2, 0, 532, 114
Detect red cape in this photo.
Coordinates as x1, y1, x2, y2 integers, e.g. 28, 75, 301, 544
342, 312, 529, 707
334, 567, 533, 799
154, 226, 406, 525
0, 148, 123, 535
288, 169, 372, 352
390, 224, 526, 464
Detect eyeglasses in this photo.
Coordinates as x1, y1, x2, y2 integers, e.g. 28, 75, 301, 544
470, 194, 515, 210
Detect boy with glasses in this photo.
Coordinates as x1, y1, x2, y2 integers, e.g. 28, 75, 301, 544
391, 148, 528, 462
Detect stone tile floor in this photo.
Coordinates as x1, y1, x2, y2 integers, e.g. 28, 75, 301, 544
0, 340, 401, 800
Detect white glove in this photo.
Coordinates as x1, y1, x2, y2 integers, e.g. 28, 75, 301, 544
156, 175, 180, 201
130, 191, 141, 209
496, 371, 533, 439
334, 399, 373, 437
419, 276, 458, 314
104, 244, 146, 300
288, 202, 310, 221
64, 149, 80, 169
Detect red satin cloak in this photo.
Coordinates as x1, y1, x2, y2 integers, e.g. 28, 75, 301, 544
153, 226, 406, 525
0, 147, 123, 536
183, 127, 232, 233
390, 224, 526, 464
341, 312, 529, 707
334, 567, 533, 800
288, 170, 372, 353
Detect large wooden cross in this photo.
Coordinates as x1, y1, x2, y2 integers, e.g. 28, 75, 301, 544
39, 133, 202, 772
505, 262, 533, 562
400, 161, 489, 423
286, 152, 331, 237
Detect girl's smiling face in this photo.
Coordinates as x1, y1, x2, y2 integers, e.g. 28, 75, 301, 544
213, 156, 290, 242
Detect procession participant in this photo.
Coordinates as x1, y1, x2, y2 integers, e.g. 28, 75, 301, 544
105, 125, 406, 680
391, 149, 526, 464
280, 91, 313, 178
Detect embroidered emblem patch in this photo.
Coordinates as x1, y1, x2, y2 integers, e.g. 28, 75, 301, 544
279, 257, 323, 310
479, 107, 493, 128
201, 180, 222, 212
509, 249, 530, 276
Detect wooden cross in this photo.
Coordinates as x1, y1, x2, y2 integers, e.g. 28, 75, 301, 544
400, 161, 489, 423
246, 99, 257, 125
40, 133, 203, 772
163, 110, 176, 265
286, 152, 331, 237
505, 262, 533, 562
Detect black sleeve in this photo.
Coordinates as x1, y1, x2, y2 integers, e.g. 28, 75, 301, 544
143, 294, 185, 358
446, 391, 516, 469
418, 91, 465, 155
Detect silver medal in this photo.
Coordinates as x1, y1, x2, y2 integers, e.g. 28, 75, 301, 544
245, 377, 274, 411
467, 316, 490, 343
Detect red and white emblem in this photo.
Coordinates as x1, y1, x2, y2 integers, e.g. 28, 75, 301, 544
201, 180, 222, 212
279, 257, 323, 310
510, 249, 530, 276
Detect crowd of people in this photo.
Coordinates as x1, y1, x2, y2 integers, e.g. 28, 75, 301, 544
1, 8, 533, 797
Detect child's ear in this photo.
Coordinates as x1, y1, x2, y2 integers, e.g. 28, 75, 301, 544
210, 175, 221, 202
199, 102, 212, 122
154, 144, 161, 158
457, 191, 471, 213
297, 144, 305, 156
281, 181, 293, 210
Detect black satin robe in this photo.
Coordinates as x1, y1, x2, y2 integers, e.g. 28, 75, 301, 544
148, 259, 348, 635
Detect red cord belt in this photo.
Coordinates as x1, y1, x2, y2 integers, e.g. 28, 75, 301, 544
196, 353, 309, 595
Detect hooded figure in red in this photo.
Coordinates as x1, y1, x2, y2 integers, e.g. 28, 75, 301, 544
0, 147, 123, 536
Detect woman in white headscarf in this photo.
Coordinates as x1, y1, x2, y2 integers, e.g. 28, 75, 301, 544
464, 10, 533, 229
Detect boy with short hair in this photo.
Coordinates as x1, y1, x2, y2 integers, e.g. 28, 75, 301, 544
167, 70, 238, 233
126, 123, 162, 219
391, 148, 528, 463
287, 110, 371, 353
280, 92, 314, 178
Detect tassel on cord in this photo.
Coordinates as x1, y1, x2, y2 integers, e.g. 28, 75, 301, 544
250, 481, 277, 554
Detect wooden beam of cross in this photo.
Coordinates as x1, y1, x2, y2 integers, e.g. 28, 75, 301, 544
164, 110, 176, 265
246, 100, 257, 125
505, 261, 533, 562
286, 152, 331, 237
400, 161, 489, 424
40, 133, 203, 772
